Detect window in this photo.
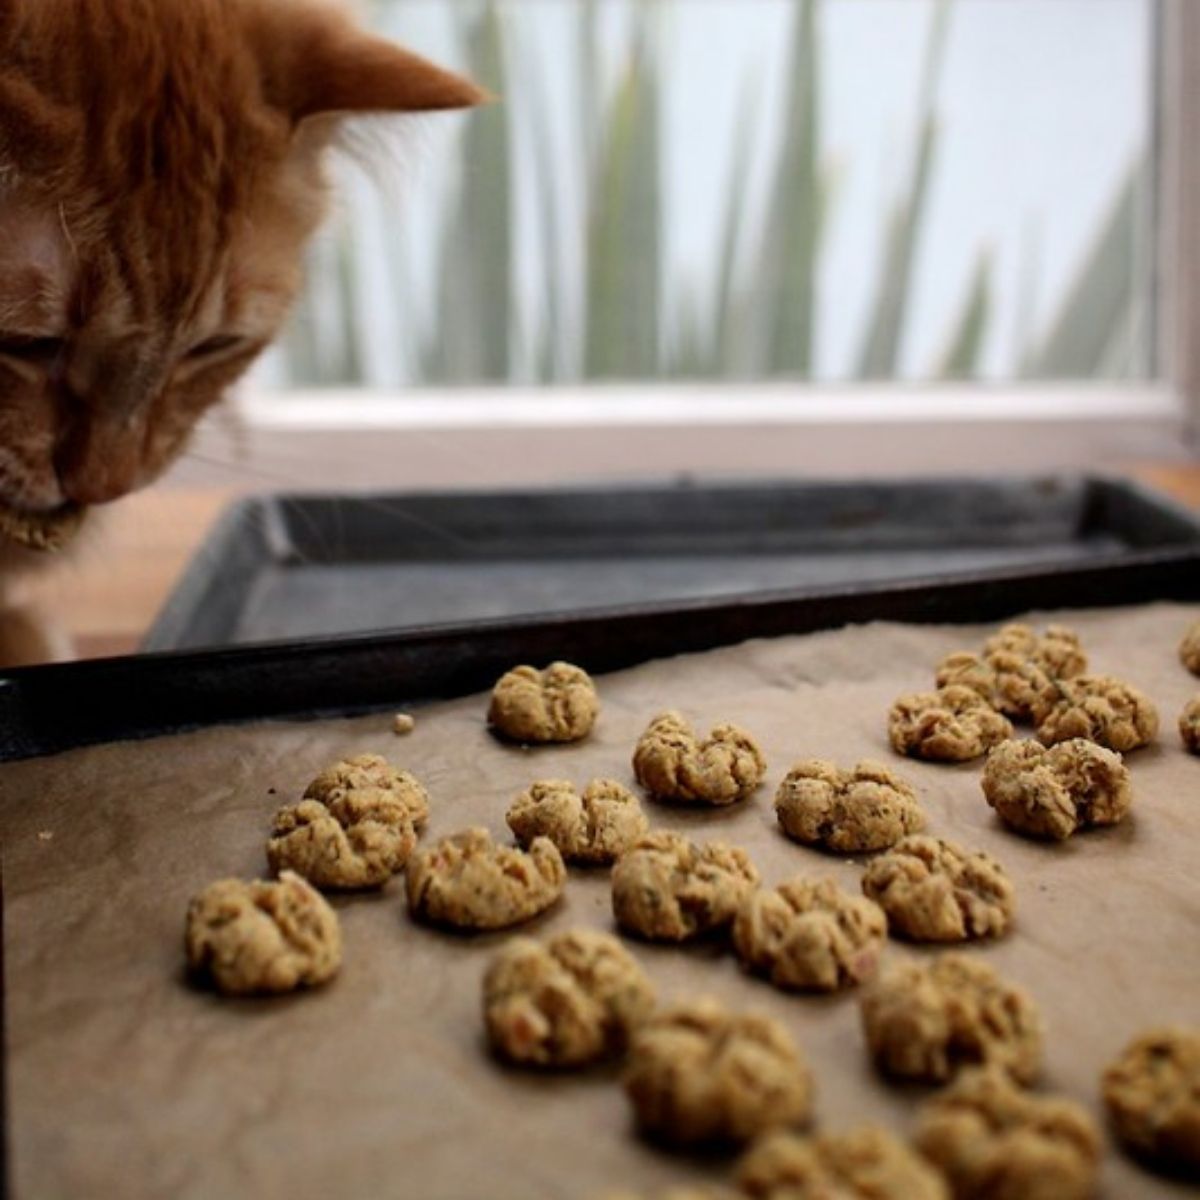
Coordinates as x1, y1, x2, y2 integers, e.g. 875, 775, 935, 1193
194, 0, 1189, 489
256, 0, 1155, 388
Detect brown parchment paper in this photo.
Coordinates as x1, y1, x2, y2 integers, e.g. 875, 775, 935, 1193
2, 602, 1200, 1200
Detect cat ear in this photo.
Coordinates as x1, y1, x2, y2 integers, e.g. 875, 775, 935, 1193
247, 2, 488, 121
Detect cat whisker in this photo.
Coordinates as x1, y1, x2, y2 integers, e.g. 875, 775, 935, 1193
175, 447, 477, 558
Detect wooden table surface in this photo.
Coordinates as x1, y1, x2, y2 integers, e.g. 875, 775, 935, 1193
8, 465, 1200, 664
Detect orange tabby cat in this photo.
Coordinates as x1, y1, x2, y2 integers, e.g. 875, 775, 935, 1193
0, 0, 483, 664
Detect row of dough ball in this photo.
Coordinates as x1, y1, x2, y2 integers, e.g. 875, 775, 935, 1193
180, 717, 750, 997
183, 707, 1134, 995
186, 622, 1196, 989
604, 1068, 1105, 1200
609, 1018, 1200, 1197
413, 798, 1015, 957
887, 623, 1168, 761
605, 1029, 1195, 1200
183, 833, 569, 998
482, 932, 1029, 1117
492, 665, 1142, 848
611, 828, 1012, 962
889, 674, 1176, 761
491, 631, 1200, 760
493, 653, 1160, 847
891, 618, 1200, 761
183, 763, 1016, 995
185, 758, 998, 989
183, 744, 1028, 994
503, 718, 1133, 855
192, 624, 1195, 950
413, 805, 1019, 1003
489, 663, 770, 805
486, 657, 1140, 851
777, 744, 1132, 846
182, 725, 742, 996
482, 925, 1200, 1192
179, 616, 1200, 996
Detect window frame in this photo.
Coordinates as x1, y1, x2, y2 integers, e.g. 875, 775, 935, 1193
180, 0, 1196, 491
1159, 0, 1200, 440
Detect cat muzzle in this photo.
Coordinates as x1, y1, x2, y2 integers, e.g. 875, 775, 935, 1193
0, 502, 85, 552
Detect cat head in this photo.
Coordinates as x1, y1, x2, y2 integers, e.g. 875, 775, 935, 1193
0, 0, 483, 547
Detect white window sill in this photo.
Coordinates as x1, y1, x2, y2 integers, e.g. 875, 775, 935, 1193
172, 383, 1193, 491
233, 382, 1178, 428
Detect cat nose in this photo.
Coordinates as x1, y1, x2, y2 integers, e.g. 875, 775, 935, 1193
55, 420, 145, 505
57, 454, 142, 505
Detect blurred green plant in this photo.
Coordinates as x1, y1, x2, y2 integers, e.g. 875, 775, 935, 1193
583, 25, 663, 378
277, 0, 1150, 388
1020, 161, 1148, 379
427, 3, 512, 382
856, 0, 949, 378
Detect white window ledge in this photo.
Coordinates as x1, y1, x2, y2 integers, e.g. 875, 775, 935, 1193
235, 382, 1179, 428
173, 383, 1193, 491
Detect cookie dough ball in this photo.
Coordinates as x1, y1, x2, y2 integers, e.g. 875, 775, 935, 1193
1180, 622, 1200, 676
184, 871, 341, 996
406, 827, 566, 930
268, 787, 420, 890
303, 753, 430, 830
506, 778, 648, 865
1180, 697, 1200, 754
1035, 674, 1158, 752
943, 649, 1063, 726
483, 929, 655, 1067
981, 624, 1036, 656
915, 1067, 1101, 1200
632, 711, 766, 805
623, 998, 813, 1146
612, 831, 759, 942
861, 836, 1015, 942
935, 652, 1002, 702
774, 760, 924, 853
732, 877, 886, 992
984, 651, 1062, 726
488, 662, 598, 743
860, 953, 1042, 1085
937, 625, 1085, 725
737, 1127, 948, 1200
985, 623, 1087, 679
889, 686, 1013, 762
981, 738, 1131, 841
1103, 1027, 1200, 1174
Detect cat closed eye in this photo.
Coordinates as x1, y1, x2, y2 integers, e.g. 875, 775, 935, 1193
0, 335, 65, 368
186, 334, 247, 360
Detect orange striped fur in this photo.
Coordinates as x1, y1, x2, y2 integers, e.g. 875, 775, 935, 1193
0, 0, 481, 515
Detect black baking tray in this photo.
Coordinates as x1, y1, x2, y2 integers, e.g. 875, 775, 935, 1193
142, 475, 1200, 651
4, 476, 1200, 1200
1, 474, 1199, 765
0, 488, 1195, 1200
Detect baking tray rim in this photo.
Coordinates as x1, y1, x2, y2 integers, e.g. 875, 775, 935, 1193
3, 542, 1200, 767
138, 471, 1200, 653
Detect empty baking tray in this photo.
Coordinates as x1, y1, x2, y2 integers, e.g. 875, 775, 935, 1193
142, 474, 1200, 652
